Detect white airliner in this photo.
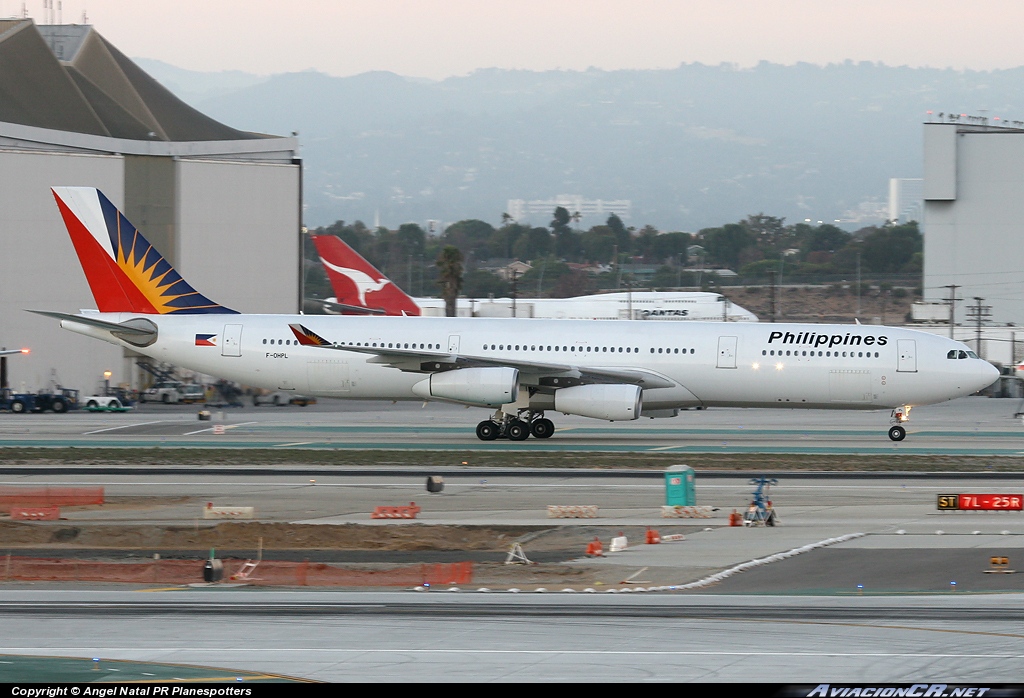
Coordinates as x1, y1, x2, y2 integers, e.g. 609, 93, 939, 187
310, 234, 758, 321
38, 188, 998, 442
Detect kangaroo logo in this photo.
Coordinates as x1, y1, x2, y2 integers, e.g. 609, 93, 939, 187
321, 260, 392, 306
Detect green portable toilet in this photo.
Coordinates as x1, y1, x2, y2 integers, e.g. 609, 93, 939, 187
664, 465, 696, 506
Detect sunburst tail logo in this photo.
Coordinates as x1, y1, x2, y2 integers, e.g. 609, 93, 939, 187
52, 187, 238, 315
289, 324, 331, 346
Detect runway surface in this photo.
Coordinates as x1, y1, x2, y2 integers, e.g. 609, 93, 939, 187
2, 397, 1023, 681
1, 396, 1022, 454
2, 591, 1023, 682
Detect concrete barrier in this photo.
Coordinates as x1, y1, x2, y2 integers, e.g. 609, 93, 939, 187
547, 505, 598, 518
11, 506, 60, 521
202, 505, 255, 519
660, 505, 713, 518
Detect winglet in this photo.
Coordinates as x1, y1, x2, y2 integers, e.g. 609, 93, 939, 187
51, 187, 237, 315
289, 323, 332, 347
310, 234, 420, 316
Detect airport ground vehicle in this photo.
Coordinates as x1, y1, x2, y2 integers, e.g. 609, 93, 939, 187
81, 394, 129, 411
253, 391, 316, 407
140, 381, 204, 404
0, 387, 78, 413
40, 187, 1000, 442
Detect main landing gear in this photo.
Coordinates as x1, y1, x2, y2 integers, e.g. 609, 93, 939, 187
476, 409, 555, 441
888, 405, 911, 441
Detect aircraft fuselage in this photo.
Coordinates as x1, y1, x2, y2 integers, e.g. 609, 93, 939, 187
63, 314, 997, 412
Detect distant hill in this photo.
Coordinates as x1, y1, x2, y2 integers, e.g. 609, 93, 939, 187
134, 60, 1024, 231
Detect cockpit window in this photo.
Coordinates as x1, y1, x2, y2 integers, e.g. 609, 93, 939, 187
947, 350, 957, 359
967, 351, 979, 358
959, 350, 969, 359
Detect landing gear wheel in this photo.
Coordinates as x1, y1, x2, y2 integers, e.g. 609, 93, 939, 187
888, 425, 906, 442
506, 420, 530, 441
476, 420, 499, 441
531, 418, 555, 439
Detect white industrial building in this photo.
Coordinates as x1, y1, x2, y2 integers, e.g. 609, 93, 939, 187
923, 117, 1024, 335
506, 195, 631, 225
0, 20, 300, 394
887, 178, 923, 224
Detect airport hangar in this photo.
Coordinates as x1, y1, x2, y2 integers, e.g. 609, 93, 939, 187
0, 19, 300, 394
923, 118, 1024, 341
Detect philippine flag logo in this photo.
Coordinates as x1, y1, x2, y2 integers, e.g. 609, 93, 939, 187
195, 334, 217, 347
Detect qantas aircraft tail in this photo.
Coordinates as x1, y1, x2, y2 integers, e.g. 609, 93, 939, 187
51, 187, 236, 315
310, 234, 420, 316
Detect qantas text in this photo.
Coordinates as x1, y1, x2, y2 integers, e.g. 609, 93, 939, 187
641, 309, 689, 317
768, 331, 888, 349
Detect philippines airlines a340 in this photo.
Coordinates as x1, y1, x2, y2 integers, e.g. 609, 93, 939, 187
37, 188, 997, 442
309, 233, 758, 321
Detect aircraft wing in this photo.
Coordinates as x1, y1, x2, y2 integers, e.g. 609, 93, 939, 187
319, 300, 387, 315
288, 323, 675, 389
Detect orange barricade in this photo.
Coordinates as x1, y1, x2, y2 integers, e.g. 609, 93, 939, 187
371, 502, 421, 519
0, 487, 104, 512
11, 507, 60, 521
0, 555, 472, 587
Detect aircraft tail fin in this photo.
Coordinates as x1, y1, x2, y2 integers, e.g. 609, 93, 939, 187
289, 323, 332, 347
310, 234, 420, 316
51, 187, 236, 315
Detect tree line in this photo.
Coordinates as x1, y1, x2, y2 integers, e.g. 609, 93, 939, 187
305, 208, 922, 302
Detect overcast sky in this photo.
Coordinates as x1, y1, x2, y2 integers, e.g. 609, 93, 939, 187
7, 0, 1024, 78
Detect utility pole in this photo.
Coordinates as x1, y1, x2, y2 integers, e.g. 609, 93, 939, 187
966, 297, 992, 358
510, 269, 518, 318
855, 251, 861, 319
944, 284, 961, 339
767, 270, 777, 323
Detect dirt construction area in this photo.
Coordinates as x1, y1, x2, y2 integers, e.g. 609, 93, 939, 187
0, 520, 703, 588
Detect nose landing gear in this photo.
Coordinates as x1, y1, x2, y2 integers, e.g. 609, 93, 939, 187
888, 406, 910, 441
475, 410, 555, 441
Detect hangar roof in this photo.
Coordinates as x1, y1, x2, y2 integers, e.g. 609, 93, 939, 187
0, 20, 263, 141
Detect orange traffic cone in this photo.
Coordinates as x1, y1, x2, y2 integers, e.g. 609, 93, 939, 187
585, 537, 605, 557
645, 527, 661, 544
729, 509, 742, 526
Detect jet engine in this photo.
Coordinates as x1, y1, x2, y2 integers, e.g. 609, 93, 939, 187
412, 367, 519, 406
554, 383, 642, 421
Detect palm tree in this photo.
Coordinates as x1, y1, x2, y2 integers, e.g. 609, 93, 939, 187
436, 245, 464, 317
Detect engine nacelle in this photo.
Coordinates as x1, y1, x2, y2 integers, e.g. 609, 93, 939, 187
412, 367, 519, 406
554, 384, 642, 421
